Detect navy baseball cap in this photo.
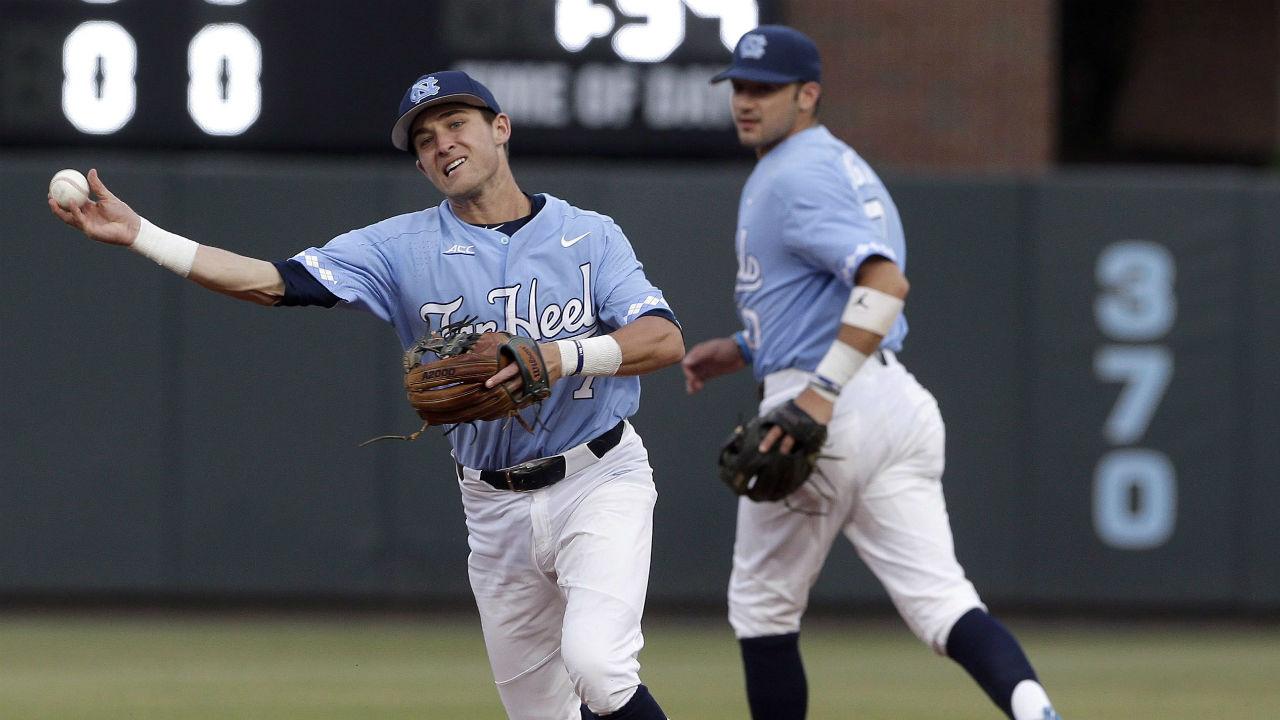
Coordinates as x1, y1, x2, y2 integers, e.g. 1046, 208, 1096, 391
391, 70, 502, 151
711, 25, 822, 84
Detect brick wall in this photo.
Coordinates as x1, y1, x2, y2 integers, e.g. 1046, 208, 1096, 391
784, 0, 1056, 171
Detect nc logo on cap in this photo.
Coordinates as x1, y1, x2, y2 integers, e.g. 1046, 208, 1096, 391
739, 34, 767, 59
410, 77, 441, 104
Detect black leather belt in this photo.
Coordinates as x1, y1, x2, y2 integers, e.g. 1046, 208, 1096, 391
457, 420, 626, 492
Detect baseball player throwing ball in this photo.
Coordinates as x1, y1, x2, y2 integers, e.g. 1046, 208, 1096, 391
49, 70, 682, 720
682, 26, 1063, 720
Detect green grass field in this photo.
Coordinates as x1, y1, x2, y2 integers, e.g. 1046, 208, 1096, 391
1, 612, 1277, 719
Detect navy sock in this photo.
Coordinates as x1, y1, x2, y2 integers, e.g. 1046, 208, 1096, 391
739, 632, 807, 720
581, 684, 666, 719
945, 608, 1038, 719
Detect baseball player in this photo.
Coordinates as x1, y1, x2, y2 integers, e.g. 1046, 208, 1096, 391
49, 70, 680, 720
682, 26, 1063, 720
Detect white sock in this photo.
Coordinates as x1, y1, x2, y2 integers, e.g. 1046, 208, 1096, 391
1011, 679, 1059, 720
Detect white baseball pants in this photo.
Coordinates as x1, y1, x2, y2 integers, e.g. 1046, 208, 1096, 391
728, 352, 984, 653
459, 423, 656, 719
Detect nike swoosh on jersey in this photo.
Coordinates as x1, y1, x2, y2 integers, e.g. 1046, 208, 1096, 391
561, 231, 590, 247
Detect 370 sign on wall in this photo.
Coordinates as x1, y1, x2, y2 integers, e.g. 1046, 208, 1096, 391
1092, 240, 1177, 550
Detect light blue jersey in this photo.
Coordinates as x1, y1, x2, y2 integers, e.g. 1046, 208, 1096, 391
292, 194, 675, 469
734, 126, 907, 380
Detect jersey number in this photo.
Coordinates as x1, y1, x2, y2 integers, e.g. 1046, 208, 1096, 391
572, 376, 596, 399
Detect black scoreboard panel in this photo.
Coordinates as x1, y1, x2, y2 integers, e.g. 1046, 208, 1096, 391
0, 0, 773, 156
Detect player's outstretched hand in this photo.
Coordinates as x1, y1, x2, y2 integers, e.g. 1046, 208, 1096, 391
682, 336, 747, 394
48, 169, 142, 247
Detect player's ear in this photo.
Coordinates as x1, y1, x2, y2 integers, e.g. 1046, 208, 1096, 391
415, 158, 428, 178
798, 81, 821, 114
492, 112, 512, 147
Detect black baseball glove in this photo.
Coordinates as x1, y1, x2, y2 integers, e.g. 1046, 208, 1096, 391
718, 399, 829, 502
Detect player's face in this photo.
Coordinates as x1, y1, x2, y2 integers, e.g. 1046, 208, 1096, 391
730, 79, 819, 155
411, 104, 511, 199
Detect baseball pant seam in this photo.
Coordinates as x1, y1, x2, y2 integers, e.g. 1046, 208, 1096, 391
494, 647, 563, 686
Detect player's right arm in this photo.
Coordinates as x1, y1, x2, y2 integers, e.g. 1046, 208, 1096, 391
682, 333, 749, 394
49, 169, 285, 306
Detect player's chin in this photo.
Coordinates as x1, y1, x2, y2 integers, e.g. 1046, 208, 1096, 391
442, 179, 482, 202
430, 171, 469, 197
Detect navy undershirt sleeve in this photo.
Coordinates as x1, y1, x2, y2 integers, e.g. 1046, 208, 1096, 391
638, 308, 680, 329
272, 259, 341, 308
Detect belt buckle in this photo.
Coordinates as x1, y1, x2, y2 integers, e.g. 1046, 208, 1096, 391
504, 458, 551, 491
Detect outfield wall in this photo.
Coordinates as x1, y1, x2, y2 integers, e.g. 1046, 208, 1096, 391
3, 154, 1277, 610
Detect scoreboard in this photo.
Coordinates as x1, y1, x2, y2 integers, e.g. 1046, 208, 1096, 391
0, 0, 773, 156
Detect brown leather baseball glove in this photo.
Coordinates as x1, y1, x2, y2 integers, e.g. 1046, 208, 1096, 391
404, 329, 551, 426
362, 319, 552, 445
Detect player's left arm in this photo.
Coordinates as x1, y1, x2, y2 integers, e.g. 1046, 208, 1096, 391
484, 220, 683, 390
484, 314, 682, 390
596, 314, 684, 376
762, 258, 907, 453
791, 259, 906, 417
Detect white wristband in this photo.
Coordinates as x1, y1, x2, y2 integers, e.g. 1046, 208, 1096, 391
555, 335, 623, 377
130, 217, 199, 277
843, 286, 904, 336
811, 341, 869, 398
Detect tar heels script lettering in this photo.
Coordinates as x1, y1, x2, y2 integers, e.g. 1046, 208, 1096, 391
419, 263, 596, 339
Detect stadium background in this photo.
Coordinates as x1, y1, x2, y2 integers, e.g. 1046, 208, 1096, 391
2, 1, 1279, 717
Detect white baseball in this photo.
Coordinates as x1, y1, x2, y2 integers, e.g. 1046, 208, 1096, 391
49, 169, 91, 210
